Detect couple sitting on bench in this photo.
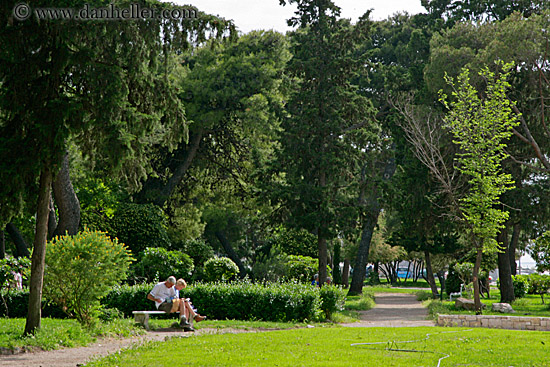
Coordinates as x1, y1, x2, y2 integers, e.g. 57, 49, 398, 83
147, 276, 206, 332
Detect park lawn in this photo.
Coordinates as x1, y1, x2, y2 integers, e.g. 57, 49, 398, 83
87, 326, 550, 367
0, 317, 142, 351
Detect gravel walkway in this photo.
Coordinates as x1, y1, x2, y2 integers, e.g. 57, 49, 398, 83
341, 292, 435, 327
0, 292, 434, 366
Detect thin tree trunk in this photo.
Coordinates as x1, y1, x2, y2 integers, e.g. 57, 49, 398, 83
473, 247, 483, 314
509, 224, 520, 276
214, 231, 246, 277
436, 270, 446, 300
25, 166, 52, 336
318, 235, 328, 287
0, 230, 5, 259
5, 223, 30, 258
424, 250, 439, 298
52, 152, 80, 237
342, 259, 350, 288
497, 228, 515, 303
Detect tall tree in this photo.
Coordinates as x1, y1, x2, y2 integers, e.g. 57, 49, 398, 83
0, 0, 234, 335
441, 64, 519, 312
276, 0, 376, 287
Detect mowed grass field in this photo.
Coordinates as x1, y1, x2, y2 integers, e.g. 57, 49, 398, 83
87, 326, 550, 367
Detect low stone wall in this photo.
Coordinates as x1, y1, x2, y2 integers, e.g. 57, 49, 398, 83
437, 314, 550, 331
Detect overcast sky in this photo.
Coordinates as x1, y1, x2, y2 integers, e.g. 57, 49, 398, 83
172, 0, 426, 34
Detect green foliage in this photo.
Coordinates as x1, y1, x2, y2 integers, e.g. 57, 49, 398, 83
44, 230, 134, 325
203, 257, 240, 282
284, 255, 318, 283
319, 285, 345, 319
102, 283, 157, 317
525, 274, 550, 304
445, 265, 462, 296
511, 275, 529, 299
111, 203, 171, 257
454, 262, 474, 285
181, 280, 322, 322
530, 231, 550, 272
0, 290, 66, 318
0, 256, 30, 292
272, 227, 317, 258
181, 239, 215, 280
441, 62, 519, 254
133, 247, 194, 283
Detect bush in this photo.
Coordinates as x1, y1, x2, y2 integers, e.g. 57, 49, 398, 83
319, 285, 344, 319
284, 255, 318, 283
111, 203, 171, 257
445, 265, 462, 296
134, 247, 194, 283
102, 283, 156, 317
44, 230, 134, 325
203, 257, 239, 282
526, 274, 550, 304
181, 239, 215, 281
512, 274, 529, 299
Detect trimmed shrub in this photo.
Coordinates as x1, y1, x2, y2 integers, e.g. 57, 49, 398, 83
284, 255, 318, 283
134, 247, 194, 283
445, 265, 462, 296
526, 274, 550, 303
44, 230, 134, 325
203, 257, 239, 282
103, 280, 341, 322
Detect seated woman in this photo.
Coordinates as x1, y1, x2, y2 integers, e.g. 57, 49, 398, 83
175, 278, 206, 325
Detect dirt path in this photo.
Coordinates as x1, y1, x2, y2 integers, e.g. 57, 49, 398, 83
341, 292, 435, 327
0, 293, 433, 366
0, 327, 257, 367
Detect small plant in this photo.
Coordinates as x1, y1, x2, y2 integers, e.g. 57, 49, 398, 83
203, 257, 239, 282
0, 256, 30, 316
44, 229, 134, 326
284, 255, 318, 283
511, 274, 528, 298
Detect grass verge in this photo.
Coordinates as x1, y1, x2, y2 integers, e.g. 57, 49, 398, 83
0, 317, 143, 351
86, 326, 549, 367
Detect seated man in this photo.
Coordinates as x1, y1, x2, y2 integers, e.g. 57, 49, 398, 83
175, 278, 206, 325
147, 276, 193, 331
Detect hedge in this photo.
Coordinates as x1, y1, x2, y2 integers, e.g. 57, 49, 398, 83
104, 280, 342, 322
3, 281, 344, 323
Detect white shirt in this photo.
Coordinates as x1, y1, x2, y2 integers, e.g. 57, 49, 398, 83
149, 282, 176, 309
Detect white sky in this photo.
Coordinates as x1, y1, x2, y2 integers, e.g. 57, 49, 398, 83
171, 0, 426, 34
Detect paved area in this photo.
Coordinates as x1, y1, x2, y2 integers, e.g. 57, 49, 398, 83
341, 292, 435, 327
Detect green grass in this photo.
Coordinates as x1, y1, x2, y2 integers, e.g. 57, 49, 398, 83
146, 318, 310, 331
86, 326, 549, 366
0, 317, 143, 351
426, 293, 550, 319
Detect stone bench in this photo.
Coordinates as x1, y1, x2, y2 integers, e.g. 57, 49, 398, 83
132, 310, 178, 330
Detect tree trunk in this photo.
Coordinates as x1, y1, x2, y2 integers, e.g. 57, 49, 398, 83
5, 223, 30, 258
137, 129, 203, 207
52, 152, 80, 237
348, 209, 379, 295
0, 230, 5, 259
424, 250, 439, 298
342, 259, 350, 288
317, 235, 328, 287
24, 166, 52, 336
436, 270, 446, 300
509, 223, 520, 276
497, 228, 515, 303
214, 230, 246, 277
473, 247, 483, 314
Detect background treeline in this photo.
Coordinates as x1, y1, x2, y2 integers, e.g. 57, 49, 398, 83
3, 0, 550, 330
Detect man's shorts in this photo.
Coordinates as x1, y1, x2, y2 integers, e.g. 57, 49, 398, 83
158, 301, 173, 313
